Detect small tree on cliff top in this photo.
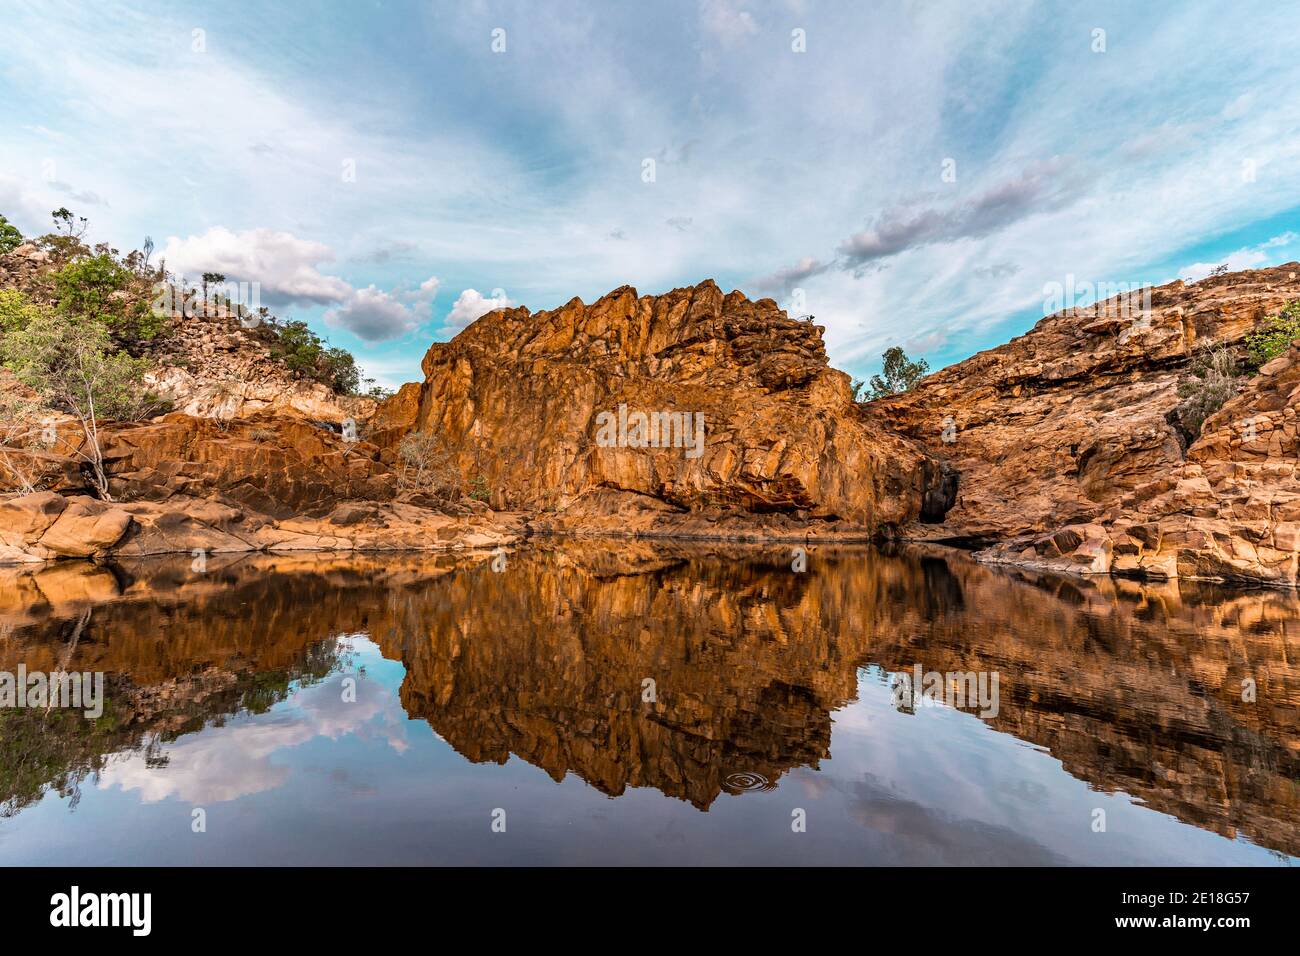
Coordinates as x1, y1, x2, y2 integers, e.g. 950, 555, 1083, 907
866, 346, 929, 400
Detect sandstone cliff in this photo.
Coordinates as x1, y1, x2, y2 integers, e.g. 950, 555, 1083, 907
872, 263, 1300, 585
373, 280, 949, 538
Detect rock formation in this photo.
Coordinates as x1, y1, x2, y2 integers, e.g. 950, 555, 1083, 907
0, 242, 368, 424
0, 241, 519, 563
0, 414, 517, 563
9, 224, 1300, 588
872, 263, 1300, 585
373, 280, 950, 538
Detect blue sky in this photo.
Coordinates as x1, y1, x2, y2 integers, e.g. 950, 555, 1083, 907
2, 0, 1299, 388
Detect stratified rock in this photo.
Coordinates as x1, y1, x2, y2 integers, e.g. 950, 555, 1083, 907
983, 333, 1300, 584
375, 280, 944, 535
96, 412, 399, 517
874, 263, 1300, 585
872, 264, 1300, 543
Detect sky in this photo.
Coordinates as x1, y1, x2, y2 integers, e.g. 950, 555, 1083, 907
2, 0, 1299, 389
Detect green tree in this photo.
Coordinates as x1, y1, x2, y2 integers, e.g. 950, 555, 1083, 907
3, 312, 157, 499
267, 319, 363, 394
51, 207, 87, 238
867, 346, 929, 400
53, 253, 131, 316
200, 271, 226, 308
0, 213, 23, 254
1245, 299, 1300, 368
52, 253, 163, 340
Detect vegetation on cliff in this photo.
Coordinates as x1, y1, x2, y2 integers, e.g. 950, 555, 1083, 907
1245, 299, 1300, 368
1174, 346, 1242, 438
859, 346, 929, 401
0, 208, 374, 398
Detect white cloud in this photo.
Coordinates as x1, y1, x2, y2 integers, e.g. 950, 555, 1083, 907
1178, 232, 1300, 283
6, 0, 1300, 385
440, 288, 515, 336
325, 275, 441, 342
0, 173, 53, 235
160, 227, 352, 306
97, 639, 406, 805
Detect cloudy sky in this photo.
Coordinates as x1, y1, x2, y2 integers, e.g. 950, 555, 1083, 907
2, 0, 1298, 388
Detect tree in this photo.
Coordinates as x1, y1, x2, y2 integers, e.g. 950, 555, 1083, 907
397, 430, 462, 498
866, 346, 929, 400
51, 207, 87, 239
141, 236, 155, 270
0, 289, 43, 336
0, 213, 23, 254
1175, 346, 1241, 437
201, 271, 226, 310
2, 313, 157, 499
52, 253, 163, 341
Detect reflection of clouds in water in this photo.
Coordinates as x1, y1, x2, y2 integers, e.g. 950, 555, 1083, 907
843, 772, 1067, 866
97, 640, 406, 804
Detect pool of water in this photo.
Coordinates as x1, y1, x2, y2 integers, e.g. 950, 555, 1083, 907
0, 541, 1296, 865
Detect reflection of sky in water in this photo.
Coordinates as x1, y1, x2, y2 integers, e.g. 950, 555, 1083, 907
0, 638, 1289, 866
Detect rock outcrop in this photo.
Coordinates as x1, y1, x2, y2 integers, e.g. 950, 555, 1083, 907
0, 414, 519, 564
872, 263, 1300, 585
980, 334, 1300, 584
0, 242, 369, 426
374, 280, 948, 537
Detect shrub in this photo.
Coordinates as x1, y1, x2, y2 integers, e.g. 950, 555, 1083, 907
53, 253, 131, 316
52, 253, 164, 341
1245, 299, 1300, 369
0, 289, 44, 336
397, 430, 463, 498
1175, 346, 1241, 437
266, 320, 363, 394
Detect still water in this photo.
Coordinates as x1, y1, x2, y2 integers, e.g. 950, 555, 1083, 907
1, 541, 1296, 865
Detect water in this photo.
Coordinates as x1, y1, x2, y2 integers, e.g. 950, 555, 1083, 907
0, 542, 1296, 865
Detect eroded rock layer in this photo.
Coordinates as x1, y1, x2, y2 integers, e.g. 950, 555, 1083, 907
374, 280, 945, 536
0, 413, 518, 563
872, 263, 1300, 584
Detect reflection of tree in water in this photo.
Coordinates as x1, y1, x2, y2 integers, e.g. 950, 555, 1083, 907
0, 635, 349, 818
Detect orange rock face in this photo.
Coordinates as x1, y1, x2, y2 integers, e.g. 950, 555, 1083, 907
0, 414, 520, 564
375, 280, 947, 535
873, 263, 1300, 585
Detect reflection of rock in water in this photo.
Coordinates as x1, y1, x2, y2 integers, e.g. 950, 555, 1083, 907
1, 543, 1298, 854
